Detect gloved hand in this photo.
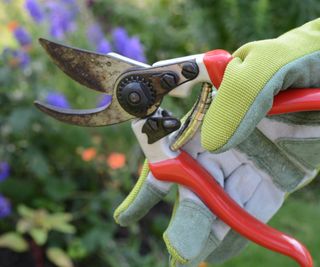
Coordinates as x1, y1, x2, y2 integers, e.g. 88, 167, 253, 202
114, 18, 320, 267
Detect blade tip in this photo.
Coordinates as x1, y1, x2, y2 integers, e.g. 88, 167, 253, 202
38, 38, 47, 46
33, 100, 43, 108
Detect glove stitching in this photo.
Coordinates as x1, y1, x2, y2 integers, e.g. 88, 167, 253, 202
267, 112, 320, 125
207, 232, 220, 246
276, 138, 320, 170
236, 128, 305, 192
164, 233, 188, 265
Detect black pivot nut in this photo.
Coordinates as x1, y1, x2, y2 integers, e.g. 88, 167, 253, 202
124, 82, 149, 107
142, 116, 181, 144
181, 62, 199, 79
160, 73, 179, 90
117, 77, 155, 117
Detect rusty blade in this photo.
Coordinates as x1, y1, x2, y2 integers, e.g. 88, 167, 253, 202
34, 99, 134, 126
39, 38, 147, 94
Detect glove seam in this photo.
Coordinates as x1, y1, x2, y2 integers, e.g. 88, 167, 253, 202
164, 233, 188, 265
236, 128, 305, 192
276, 137, 320, 170
180, 199, 214, 222
147, 181, 167, 199
266, 113, 320, 125
113, 160, 150, 223
208, 232, 220, 246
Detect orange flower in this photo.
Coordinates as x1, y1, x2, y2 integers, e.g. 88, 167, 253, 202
7, 21, 18, 32
81, 148, 97, 161
198, 262, 208, 267
107, 153, 126, 170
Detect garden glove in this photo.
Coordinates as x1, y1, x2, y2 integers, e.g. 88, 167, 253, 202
202, 18, 320, 152
114, 18, 320, 267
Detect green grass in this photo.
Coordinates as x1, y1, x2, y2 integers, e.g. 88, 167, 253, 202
211, 191, 320, 267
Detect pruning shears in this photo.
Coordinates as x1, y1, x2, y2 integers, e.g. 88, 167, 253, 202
35, 38, 320, 267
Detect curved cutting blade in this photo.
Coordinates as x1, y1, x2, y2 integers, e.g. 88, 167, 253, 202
34, 99, 134, 126
39, 38, 148, 94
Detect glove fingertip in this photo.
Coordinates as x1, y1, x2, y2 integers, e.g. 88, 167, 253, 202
113, 161, 150, 223
164, 233, 189, 266
114, 180, 166, 226
202, 78, 274, 153
164, 200, 214, 266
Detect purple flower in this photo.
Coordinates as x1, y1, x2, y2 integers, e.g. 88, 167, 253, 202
14, 50, 30, 68
124, 37, 146, 62
0, 195, 11, 219
25, 0, 44, 23
13, 27, 32, 47
20, 52, 30, 67
112, 27, 129, 55
97, 39, 111, 54
4, 49, 30, 69
87, 24, 111, 54
45, 92, 70, 108
46, 1, 78, 40
0, 162, 10, 182
87, 23, 105, 45
97, 95, 112, 107
112, 27, 146, 62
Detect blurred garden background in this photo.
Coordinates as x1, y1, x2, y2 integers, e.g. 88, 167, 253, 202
0, 0, 320, 267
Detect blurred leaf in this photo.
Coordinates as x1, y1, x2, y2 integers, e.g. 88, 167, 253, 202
44, 178, 76, 201
8, 108, 34, 132
82, 228, 109, 253
0, 179, 36, 202
30, 228, 48, 245
50, 213, 73, 223
26, 149, 49, 178
17, 205, 34, 219
67, 239, 88, 260
47, 247, 74, 267
0, 232, 28, 252
50, 213, 75, 234
0, 66, 12, 87
16, 219, 32, 233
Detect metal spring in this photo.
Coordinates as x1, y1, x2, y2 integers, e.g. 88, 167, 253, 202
170, 82, 213, 151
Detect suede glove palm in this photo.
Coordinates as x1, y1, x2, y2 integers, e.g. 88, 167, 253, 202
114, 19, 320, 267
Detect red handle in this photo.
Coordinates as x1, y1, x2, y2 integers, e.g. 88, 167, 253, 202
149, 151, 313, 267
269, 88, 320, 114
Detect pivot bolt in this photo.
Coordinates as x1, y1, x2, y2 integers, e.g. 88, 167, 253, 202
128, 92, 141, 104
160, 73, 178, 90
181, 62, 199, 79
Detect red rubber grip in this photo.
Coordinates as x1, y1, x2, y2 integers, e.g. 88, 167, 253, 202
269, 88, 320, 114
149, 151, 313, 267
203, 50, 232, 88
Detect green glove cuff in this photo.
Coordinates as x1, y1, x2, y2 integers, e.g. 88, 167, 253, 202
202, 18, 320, 152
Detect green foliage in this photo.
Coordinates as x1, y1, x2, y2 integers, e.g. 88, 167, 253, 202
47, 247, 74, 267
0, 232, 28, 252
0, 1, 319, 267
